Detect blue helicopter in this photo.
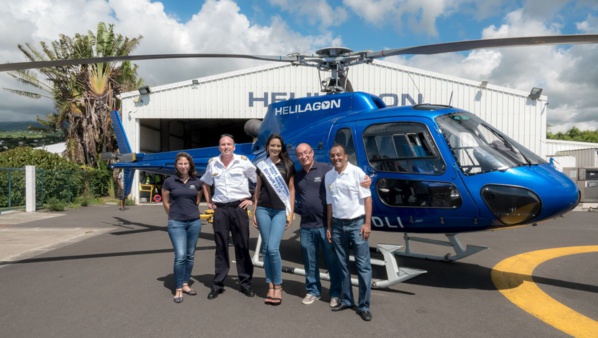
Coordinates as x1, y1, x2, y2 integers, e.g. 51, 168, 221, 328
109, 88, 580, 234
3, 35, 595, 285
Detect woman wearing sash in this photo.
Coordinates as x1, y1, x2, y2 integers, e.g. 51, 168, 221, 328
253, 133, 295, 305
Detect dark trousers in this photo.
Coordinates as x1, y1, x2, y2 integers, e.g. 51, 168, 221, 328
212, 204, 253, 290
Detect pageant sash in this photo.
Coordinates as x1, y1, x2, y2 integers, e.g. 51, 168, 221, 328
257, 158, 291, 216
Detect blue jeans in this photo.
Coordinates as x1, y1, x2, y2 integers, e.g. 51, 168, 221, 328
167, 219, 202, 289
331, 217, 372, 312
300, 227, 341, 299
256, 206, 286, 285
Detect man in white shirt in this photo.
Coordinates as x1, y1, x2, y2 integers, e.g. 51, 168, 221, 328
201, 134, 257, 299
117, 169, 126, 211
325, 144, 373, 321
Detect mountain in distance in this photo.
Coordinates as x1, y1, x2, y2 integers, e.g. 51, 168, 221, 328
0, 121, 46, 132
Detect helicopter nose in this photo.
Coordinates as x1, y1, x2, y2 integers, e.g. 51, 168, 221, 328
537, 175, 580, 218
535, 166, 580, 218
480, 165, 579, 226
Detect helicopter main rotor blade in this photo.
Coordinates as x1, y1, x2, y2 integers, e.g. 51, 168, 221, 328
2, 34, 598, 73
365, 34, 598, 59
0, 53, 298, 72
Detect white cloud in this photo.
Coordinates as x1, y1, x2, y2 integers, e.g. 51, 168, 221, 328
343, 0, 459, 36
268, 0, 349, 29
0, 0, 336, 121
395, 7, 598, 132
0, 0, 114, 121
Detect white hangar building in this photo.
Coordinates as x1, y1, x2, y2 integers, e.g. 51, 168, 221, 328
119, 59, 561, 201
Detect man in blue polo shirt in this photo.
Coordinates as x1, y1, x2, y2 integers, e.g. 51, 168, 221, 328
294, 143, 370, 307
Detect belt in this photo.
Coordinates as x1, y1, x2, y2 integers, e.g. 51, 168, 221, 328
215, 200, 241, 208
333, 215, 365, 223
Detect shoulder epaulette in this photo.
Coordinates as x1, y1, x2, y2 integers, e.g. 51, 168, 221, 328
208, 157, 215, 163
240, 155, 248, 160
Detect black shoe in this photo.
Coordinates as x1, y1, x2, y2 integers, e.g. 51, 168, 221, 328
358, 310, 372, 321
331, 303, 355, 312
240, 286, 255, 297
207, 288, 224, 300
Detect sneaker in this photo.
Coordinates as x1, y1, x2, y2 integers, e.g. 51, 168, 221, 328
329, 297, 341, 308
301, 294, 320, 305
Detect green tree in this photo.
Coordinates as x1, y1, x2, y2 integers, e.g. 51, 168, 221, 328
547, 127, 598, 142
4, 22, 143, 167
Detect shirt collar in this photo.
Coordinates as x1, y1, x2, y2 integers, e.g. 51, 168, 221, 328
306, 161, 325, 172
174, 175, 193, 183
217, 153, 238, 167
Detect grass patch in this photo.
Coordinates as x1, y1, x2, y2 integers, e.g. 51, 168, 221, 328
46, 197, 66, 211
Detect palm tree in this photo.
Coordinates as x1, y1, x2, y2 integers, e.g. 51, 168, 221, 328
5, 22, 143, 167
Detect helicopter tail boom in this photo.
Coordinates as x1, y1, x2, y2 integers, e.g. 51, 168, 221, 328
111, 110, 132, 155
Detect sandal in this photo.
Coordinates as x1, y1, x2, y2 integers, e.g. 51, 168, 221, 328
264, 283, 274, 304
271, 284, 282, 306
182, 284, 197, 296
174, 288, 183, 303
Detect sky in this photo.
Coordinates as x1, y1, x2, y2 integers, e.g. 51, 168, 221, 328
0, 0, 597, 132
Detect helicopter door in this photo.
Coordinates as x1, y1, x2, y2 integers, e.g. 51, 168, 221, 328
344, 120, 481, 232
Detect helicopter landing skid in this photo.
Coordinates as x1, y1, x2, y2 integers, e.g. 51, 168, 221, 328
251, 235, 426, 289
395, 233, 488, 262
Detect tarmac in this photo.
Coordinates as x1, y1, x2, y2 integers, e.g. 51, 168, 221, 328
0, 203, 596, 337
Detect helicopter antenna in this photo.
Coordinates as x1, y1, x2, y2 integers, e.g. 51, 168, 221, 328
448, 91, 454, 106
406, 71, 423, 101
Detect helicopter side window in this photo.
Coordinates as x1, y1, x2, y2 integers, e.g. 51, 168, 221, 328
334, 128, 357, 165
363, 123, 445, 175
377, 179, 462, 208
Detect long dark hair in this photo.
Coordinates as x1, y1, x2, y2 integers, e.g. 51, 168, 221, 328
174, 152, 197, 178
265, 133, 294, 181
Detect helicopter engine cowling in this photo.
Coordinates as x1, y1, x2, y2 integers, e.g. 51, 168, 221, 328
244, 119, 262, 138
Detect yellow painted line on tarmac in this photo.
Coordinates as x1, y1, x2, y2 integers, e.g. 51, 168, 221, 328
491, 246, 598, 338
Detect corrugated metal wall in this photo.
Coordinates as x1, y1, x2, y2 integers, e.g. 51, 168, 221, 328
545, 139, 598, 157
555, 148, 598, 167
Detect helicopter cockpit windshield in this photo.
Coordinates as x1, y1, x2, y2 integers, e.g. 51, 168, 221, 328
437, 113, 546, 175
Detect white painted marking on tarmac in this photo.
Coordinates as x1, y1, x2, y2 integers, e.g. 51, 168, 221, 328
0, 227, 110, 265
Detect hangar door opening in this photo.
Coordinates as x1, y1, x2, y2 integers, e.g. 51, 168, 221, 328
136, 117, 255, 203
139, 118, 255, 153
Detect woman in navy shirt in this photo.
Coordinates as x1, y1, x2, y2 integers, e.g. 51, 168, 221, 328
162, 152, 203, 303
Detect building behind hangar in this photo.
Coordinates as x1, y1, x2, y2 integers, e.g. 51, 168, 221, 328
119, 59, 551, 201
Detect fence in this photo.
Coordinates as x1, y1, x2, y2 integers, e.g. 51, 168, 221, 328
0, 167, 112, 212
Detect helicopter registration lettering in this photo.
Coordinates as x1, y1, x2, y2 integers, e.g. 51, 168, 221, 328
371, 216, 404, 228
274, 99, 341, 115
